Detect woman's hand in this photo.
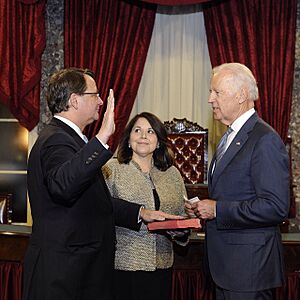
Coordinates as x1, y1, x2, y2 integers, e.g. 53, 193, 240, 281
140, 208, 184, 223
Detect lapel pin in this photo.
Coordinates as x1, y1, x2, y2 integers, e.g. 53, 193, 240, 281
236, 141, 241, 146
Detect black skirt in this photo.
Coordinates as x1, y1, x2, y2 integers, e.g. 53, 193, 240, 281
113, 268, 172, 300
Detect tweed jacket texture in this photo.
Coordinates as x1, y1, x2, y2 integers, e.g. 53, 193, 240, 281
102, 159, 187, 271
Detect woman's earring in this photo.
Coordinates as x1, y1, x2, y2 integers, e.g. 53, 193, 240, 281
156, 143, 160, 149
128, 143, 131, 148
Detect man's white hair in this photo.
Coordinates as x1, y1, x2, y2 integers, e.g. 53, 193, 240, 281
212, 63, 259, 101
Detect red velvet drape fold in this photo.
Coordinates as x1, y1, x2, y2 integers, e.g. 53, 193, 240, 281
172, 269, 300, 300
141, 0, 211, 5
203, 0, 297, 143
275, 272, 300, 300
64, 0, 156, 151
0, 261, 23, 300
0, 0, 46, 130
0, 261, 299, 300
172, 269, 215, 300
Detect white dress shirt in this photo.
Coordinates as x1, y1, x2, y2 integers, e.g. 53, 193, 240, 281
53, 115, 108, 148
212, 108, 255, 175
225, 108, 256, 151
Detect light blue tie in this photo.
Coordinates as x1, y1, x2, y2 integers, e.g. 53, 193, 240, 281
215, 127, 233, 162
82, 135, 89, 143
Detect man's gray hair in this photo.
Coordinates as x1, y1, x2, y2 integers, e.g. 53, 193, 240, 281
212, 63, 259, 101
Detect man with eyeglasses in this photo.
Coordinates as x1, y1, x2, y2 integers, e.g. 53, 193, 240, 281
22, 68, 181, 300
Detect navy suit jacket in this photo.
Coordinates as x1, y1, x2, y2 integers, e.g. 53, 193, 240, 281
23, 118, 141, 300
206, 113, 290, 292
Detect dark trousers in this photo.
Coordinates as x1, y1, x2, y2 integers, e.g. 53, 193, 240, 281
216, 285, 273, 300
113, 268, 172, 300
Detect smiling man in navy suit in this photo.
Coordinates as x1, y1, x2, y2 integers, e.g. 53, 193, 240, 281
186, 63, 290, 300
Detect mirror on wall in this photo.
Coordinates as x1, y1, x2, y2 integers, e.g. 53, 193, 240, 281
0, 102, 28, 223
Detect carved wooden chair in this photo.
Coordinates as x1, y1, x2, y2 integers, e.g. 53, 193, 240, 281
164, 118, 208, 184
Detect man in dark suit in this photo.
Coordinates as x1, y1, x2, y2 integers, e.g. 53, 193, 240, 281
186, 63, 290, 299
23, 68, 181, 300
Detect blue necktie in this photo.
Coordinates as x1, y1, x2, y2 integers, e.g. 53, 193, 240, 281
82, 135, 89, 143
215, 127, 233, 162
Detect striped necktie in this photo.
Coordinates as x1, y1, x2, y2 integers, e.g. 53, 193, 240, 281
215, 127, 233, 162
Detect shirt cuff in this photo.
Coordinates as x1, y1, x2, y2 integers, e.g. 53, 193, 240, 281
138, 205, 145, 223
214, 202, 217, 218
97, 138, 109, 149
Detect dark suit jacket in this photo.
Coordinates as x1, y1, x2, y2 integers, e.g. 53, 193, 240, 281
206, 113, 290, 292
23, 118, 141, 300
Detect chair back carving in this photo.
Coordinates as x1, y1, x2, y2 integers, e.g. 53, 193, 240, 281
0, 193, 12, 224
164, 118, 208, 184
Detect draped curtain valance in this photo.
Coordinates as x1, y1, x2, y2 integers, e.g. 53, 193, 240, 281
141, 0, 211, 5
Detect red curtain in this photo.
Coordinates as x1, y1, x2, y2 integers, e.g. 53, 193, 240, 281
172, 269, 215, 300
0, 261, 23, 300
0, 0, 46, 131
141, 0, 211, 5
275, 272, 300, 300
172, 269, 300, 300
203, 0, 297, 143
64, 0, 156, 151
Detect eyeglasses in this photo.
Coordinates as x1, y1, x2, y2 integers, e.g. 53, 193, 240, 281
80, 92, 100, 98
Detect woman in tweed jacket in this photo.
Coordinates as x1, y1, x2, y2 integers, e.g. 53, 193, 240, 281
102, 112, 188, 300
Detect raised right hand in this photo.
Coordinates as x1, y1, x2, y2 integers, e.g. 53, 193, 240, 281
96, 89, 115, 144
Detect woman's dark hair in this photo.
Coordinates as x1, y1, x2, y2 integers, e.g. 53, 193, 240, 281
117, 112, 174, 171
47, 68, 95, 115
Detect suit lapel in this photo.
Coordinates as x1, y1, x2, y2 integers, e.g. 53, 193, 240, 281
50, 118, 86, 147
210, 113, 259, 192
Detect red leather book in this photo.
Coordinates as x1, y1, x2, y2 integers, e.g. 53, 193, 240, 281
147, 218, 201, 231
